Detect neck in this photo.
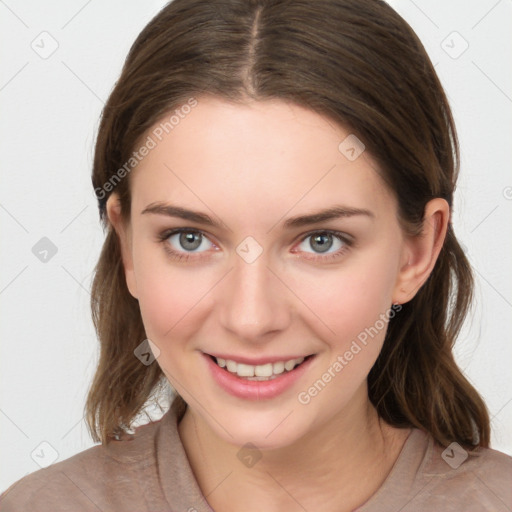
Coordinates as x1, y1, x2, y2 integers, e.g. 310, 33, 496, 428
177, 386, 411, 512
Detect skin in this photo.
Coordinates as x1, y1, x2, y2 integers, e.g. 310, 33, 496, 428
106, 96, 449, 512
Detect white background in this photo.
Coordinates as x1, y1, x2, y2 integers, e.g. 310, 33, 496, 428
1, 0, 511, 493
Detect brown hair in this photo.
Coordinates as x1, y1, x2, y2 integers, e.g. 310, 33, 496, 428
86, 0, 490, 448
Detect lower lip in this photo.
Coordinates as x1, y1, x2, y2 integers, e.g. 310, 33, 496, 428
203, 353, 315, 400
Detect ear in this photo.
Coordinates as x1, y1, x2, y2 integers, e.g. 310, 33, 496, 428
392, 198, 450, 305
105, 193, 138, 299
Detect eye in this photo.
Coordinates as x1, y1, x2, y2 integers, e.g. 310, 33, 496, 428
293, 230, 352, 261
158, 228, 216, 261
157, 228, 352, 263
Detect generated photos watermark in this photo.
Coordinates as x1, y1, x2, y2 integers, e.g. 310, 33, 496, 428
94, 97, 198, 201
297, 304, 402, 405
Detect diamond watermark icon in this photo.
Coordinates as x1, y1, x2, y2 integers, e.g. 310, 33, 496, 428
441, 31, 469, 60
338, 134, 365, 161
441, 441, 468, 469
31, 31, 59, 60
31, 441, 59, 468
134, 338, 161, 365
31, 237, 58, 263
236, 236, 263, 264
237, 442, 262, 468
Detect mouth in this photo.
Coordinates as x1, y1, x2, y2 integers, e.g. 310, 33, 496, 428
206, 354, 315, 381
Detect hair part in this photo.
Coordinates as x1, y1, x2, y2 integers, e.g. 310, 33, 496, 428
86, 0, 490, 448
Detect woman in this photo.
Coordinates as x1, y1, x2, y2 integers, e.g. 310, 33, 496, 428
2, 0, 511, 510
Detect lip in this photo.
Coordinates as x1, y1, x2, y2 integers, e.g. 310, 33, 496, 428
205, 352, 311, 366
203, 352, 315, 400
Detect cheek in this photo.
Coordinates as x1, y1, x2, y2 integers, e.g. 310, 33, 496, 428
131, 242, 209, 344
291, 243, 400, 342
293, 253, 400, 411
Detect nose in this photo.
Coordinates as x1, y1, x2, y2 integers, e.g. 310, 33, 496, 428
218, 252, 292, 344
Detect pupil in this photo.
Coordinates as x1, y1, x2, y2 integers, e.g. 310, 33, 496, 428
180, 232, 201, 251
311, 233, 332, 253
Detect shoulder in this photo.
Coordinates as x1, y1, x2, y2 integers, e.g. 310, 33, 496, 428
417, 434, 512, 511
362, 428, 512, 512
0, 418, 165, 512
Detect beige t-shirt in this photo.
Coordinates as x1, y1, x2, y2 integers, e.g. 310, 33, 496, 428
1, 398, 511, 512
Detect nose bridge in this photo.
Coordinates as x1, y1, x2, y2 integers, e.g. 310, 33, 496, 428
218, 246, 291, 341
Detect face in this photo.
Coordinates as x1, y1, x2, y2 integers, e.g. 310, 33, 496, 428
110, 96, 419, 449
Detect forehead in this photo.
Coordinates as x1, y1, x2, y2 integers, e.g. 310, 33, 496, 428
129, 96, 396, 227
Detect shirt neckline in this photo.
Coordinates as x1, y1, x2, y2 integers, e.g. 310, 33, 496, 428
354, 427, 431, 511
157, 399, 215, 512
156, 401, 432, 512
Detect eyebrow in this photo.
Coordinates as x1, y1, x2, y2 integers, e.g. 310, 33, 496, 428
140, 202, 374, 229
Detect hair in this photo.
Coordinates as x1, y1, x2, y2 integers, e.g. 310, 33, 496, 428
86, 0, 490, 448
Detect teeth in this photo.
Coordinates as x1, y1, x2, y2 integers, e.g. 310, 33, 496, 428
255, 363, 273, 377
246, 375, 279, 381
285, 356, 304, 371
237, 363, 255, 377
284, 359, 295, 371
273, 361, 285, 374
215, 356, 307, 379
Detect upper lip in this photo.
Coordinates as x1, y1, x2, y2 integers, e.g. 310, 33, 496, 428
204, 352, 313, 366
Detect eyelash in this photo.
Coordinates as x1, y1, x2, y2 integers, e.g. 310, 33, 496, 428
156, 228, 353, 263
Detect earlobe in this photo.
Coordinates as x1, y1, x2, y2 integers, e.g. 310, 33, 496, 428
105, 194, 139, 299
392, 198, 450, 305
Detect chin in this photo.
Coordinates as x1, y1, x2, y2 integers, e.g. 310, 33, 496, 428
205, 403, 312, 451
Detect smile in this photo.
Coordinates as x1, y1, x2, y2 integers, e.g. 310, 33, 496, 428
212, 355, 309, 380
203, 352, 315, 400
